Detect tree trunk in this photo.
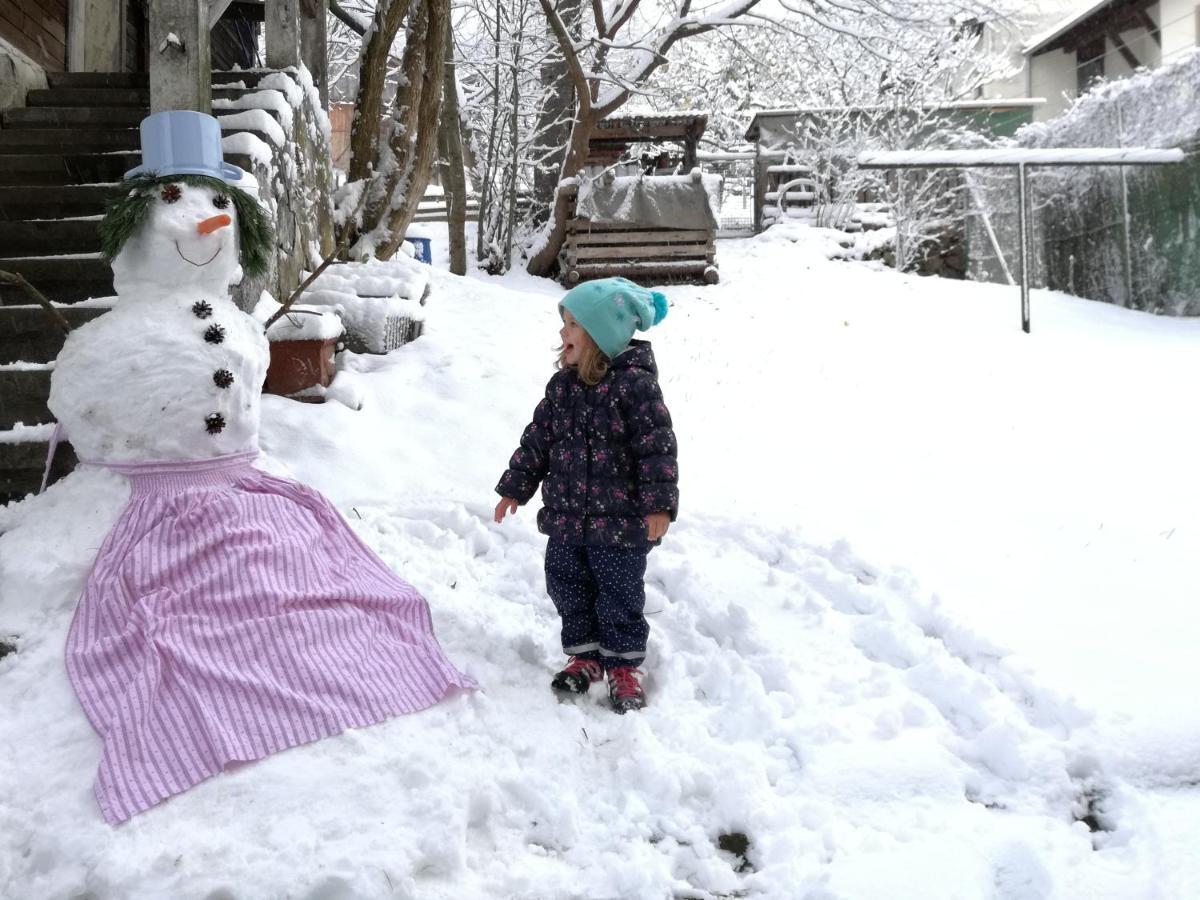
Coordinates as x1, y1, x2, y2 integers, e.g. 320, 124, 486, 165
346, 0, 406, 184
532, 0, 580, 222
525, 111, 595, 277
438, 26, 467, 275
356, 0, 450, 260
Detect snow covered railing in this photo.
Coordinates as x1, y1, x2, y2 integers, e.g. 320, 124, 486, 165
858, 148, 1187, 168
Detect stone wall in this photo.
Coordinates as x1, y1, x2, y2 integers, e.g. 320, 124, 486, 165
222, 67, 336, 311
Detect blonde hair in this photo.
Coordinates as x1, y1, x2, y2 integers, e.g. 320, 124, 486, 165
557, 331, 610, 386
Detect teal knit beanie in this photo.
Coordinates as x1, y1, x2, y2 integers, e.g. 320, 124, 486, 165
559, 277, 669, 359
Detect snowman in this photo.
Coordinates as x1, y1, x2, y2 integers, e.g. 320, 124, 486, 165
47, 111, 475, 826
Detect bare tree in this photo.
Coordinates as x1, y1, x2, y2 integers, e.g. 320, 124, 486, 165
455, 0, 559, 273
438, 24, 469, 275
336, 0, 451, 260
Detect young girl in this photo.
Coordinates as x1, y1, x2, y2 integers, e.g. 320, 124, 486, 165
494, 277, 678, 713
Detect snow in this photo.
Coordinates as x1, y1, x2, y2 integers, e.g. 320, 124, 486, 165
858, 148, 1187, 167
0, 422, 55, 444
263, 305, 346, 343
218, 109, 287, 149
221, 131, 275, 169
3, 221, 1200, 897
213, 90, 295, 137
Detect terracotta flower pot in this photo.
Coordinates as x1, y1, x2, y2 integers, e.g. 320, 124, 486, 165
265, 337, 338, 399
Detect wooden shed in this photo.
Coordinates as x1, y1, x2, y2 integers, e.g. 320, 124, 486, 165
560, 112, 721, 286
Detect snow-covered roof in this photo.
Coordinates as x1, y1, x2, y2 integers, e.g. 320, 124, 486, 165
604, 108, 709, 122
1023, 0, 1120, 55
594, 112, 709, 143
749, 99, 1046, 118
858, 147, 1186, 167
745, 100, 1046, 140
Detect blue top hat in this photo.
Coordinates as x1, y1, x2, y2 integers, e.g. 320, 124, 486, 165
124, 110, 245, 182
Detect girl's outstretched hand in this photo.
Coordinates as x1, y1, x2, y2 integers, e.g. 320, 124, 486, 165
494, 497, 519, 523
647, 512, 671, 541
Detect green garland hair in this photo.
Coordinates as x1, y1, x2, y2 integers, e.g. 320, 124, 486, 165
100, 173, 274, 278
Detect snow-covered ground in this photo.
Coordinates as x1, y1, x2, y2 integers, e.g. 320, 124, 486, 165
2, 221, 1198, 898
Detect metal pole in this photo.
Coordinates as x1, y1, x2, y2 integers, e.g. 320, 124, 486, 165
1017, 162, 1030, 333
1117, 100, 1133, 308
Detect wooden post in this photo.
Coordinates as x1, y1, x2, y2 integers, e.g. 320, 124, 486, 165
149, 0, 211, 113
301, 0, 329, 108
266, 0, 302, 69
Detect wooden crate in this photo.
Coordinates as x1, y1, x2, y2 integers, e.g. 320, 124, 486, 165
561, 219, 719, 286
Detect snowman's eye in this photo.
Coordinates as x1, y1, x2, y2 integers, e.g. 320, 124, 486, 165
160, 184, 182, 203
213, 194, 230, 210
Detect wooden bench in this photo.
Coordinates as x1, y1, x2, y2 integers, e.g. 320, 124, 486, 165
562, 219, 719, 285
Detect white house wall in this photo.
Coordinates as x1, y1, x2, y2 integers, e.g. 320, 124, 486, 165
1030, 49, 1077, 120
1025, 0, 1198, 122
979, 2, 1080, 100
1160, 0, 1199, 62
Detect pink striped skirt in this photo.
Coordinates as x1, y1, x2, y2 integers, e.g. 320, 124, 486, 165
66, 452, 476, 824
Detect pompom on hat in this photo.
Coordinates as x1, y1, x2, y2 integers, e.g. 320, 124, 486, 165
560, 277, 669, 359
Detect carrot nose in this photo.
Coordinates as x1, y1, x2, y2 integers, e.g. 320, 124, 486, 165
197, 214, 232, 235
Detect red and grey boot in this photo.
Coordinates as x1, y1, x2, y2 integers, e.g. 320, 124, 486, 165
607, 665, 647, 713
551, 656, 604, 695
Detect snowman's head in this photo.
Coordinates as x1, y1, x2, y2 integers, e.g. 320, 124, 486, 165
103, 174, 272, 296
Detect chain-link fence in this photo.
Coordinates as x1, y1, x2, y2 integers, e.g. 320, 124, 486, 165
699, 153, 756, 234
967, 54, 1200, 315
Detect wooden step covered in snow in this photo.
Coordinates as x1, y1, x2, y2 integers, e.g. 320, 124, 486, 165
0, 368, 53, 427
0, 305, 107, 365
0, 437, 76, 499
0, 69, 302, 500
0, 255, 114, 305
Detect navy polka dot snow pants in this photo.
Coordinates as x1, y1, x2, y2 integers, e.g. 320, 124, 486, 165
545, 540, 650, 670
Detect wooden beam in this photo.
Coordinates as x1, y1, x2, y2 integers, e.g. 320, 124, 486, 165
209, 0, 238, 28
265, 0, 301, 69
1136, 9, 1160, 45
1039, 0, 1157, 55
1109, 30, 1140, 69
149, 0, 211, 113
300, 0, 329, 107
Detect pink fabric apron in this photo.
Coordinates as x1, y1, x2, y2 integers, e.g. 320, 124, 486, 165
65, 451, 476, 824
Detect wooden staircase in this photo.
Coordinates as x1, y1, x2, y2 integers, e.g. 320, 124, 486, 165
0, 72, 279, 502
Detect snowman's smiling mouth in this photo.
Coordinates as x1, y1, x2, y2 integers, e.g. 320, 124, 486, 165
175, 242, 222, 267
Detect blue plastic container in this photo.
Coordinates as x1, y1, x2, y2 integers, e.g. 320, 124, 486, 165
407, 236, 432, 264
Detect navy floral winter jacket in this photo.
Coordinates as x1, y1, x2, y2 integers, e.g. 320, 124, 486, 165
496, 340, 679, 547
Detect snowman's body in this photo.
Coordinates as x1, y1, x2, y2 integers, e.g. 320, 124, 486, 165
49, 181, 268, 461
50, 292, 266, 461
51, 175, 474, 826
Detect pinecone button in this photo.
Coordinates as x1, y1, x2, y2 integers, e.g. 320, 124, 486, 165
213, 369, 235, 389
192, 300, 213, 319
205, 413, 226, 434
204, 324, 226, 344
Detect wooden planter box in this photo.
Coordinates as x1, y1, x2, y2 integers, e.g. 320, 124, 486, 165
265, 338, 338, 399
562, 219, 719, 286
